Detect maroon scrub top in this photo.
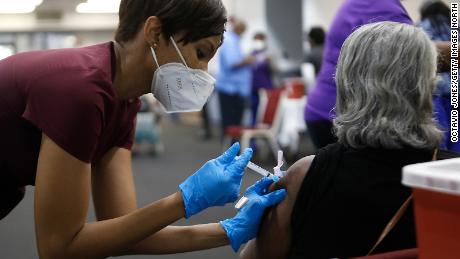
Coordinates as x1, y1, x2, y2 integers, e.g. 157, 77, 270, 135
0, 42, 140, 218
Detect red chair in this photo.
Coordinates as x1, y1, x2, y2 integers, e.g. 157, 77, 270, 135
222, 88, 287, 158
285, 77, 305, 99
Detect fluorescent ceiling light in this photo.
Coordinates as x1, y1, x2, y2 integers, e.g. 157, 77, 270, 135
76, 0, 121, 14
0, 0, 43, 14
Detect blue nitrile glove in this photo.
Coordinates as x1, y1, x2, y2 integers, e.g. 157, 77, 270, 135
220, 177, 287, 252
179, 143, 253, 218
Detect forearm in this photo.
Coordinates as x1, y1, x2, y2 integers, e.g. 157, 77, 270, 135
240, 240, 258, 259
233, 61, 248, 69
47, 192, 185, 259
232, 56, 254, 69
121, 223, 229, 255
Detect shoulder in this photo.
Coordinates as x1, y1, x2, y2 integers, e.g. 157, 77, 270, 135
275, 144, 345, 190
23, 61, 109, 131
379, 0, 413, 24
28, 69, 106, 113
25, 46, 115, 109
21, 43, 113, 87
274, 156, 315, 199
284, 156, 314, 182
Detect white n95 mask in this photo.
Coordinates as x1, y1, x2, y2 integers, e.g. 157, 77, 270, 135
150, 37, 216, 113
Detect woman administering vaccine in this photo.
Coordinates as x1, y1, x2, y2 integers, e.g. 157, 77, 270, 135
0, 0, 286, 257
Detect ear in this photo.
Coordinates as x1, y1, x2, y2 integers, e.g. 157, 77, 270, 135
143, 16, 162, 47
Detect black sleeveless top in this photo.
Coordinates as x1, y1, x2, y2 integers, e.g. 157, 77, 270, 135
289, 143, 434, 258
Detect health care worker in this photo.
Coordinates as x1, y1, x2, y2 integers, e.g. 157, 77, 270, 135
0, 0, 286, 257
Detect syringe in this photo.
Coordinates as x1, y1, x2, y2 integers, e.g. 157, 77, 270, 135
235, 161, 276, 210
235, 155, 274, 177
246, 161, 273, 177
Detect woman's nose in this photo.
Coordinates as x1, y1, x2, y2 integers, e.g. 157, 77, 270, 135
190, 60, 208, 72
199, 63, 208, 72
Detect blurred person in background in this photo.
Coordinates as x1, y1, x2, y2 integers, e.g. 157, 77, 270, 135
250, 32, 274, 126
216, 19, 256, 139
304, 0, 453, 150
0, 0, 287, 257
242, 21, 453, 259
304, 26, 326, 76
133, 94, 164, 155
418, 0, 459, 153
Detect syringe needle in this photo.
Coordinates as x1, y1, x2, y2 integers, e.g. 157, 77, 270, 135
246, 161, 272, 177
235, 156, 273, 177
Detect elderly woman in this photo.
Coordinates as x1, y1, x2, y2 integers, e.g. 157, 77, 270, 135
241, 21, 446, 258
304, 0, 452, 150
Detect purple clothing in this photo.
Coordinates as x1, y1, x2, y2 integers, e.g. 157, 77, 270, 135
251, 50, 273, 90
251, 50, 273, 125
305, 0, 413, 121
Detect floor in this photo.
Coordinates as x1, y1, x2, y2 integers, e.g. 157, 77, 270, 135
0, 118, 313, 259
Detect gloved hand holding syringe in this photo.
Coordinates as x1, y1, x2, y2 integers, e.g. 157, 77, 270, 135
235, 150, 286, 209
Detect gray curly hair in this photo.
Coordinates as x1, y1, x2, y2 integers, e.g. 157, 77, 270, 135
334, 21, 442, 149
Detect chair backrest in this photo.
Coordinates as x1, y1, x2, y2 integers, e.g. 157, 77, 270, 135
301, 62, 316, 94
261, 88, 285, 125
269, 91, 287, 135
285, 78, 306, 99
254, 88, 268, 126
256, 88, 287, 136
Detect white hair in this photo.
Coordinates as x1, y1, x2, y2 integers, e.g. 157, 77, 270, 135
334, 22, 442, 149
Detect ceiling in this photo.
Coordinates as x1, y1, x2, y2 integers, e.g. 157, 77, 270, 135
36, 0, 85, 13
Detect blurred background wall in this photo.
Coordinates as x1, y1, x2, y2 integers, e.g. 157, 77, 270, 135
0, 0, 451, 60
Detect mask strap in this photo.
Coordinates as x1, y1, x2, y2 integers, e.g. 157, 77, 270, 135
150, 46, 161, 70
170, 36, 189, 69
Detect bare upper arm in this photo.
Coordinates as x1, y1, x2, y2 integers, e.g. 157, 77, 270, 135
240, 155, 315, 259
92, 147, 137, 220
35, 134, 91, 258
